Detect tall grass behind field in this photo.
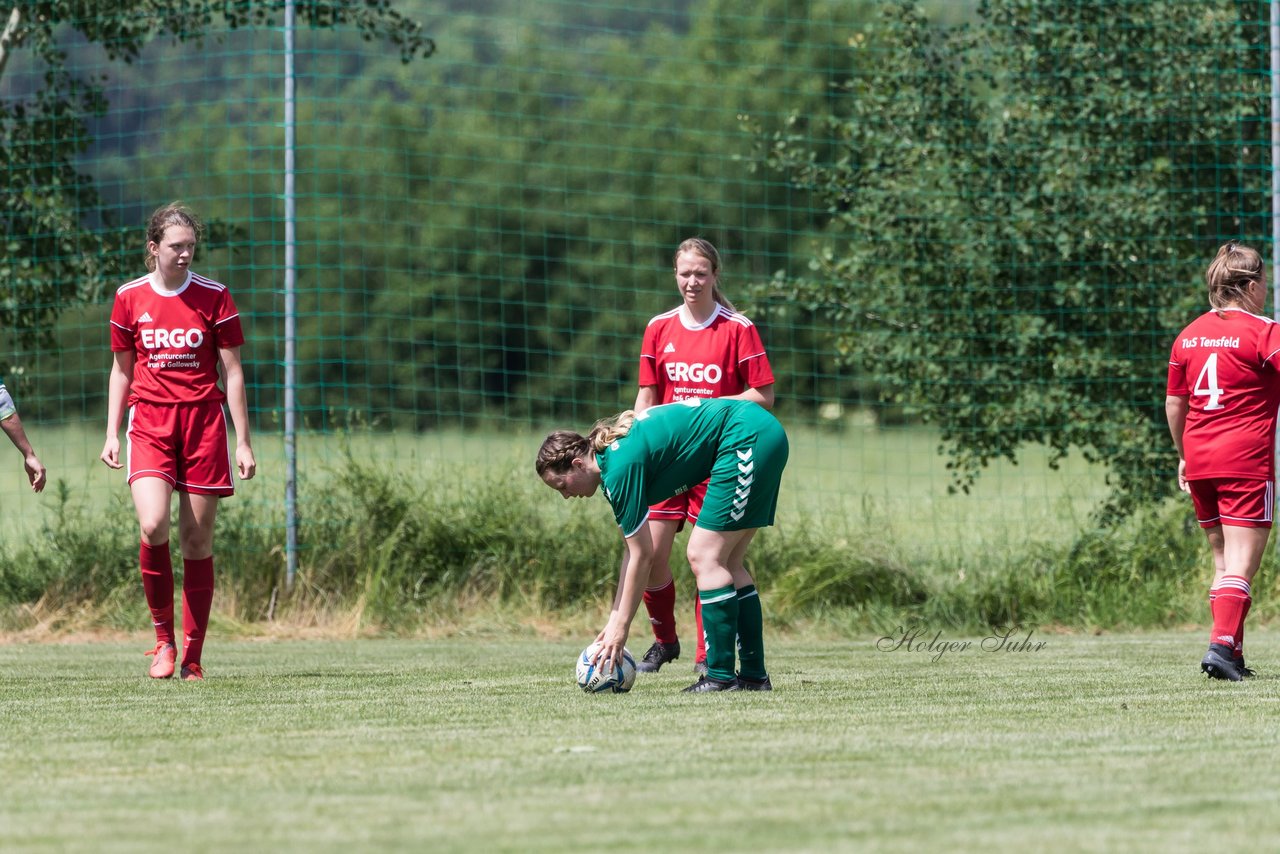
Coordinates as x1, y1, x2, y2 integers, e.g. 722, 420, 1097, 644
779, 422, 1109, 564
1, 421, 1107, 561
0, 422, 1264, 634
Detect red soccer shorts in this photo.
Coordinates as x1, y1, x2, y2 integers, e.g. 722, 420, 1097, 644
126, 399, 233, 495
647, 480, 709, 531
1188, 477, 1273, 528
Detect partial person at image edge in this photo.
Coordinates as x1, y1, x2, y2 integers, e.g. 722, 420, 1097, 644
0, 378, 47, 493
1166, 240, 1276, 682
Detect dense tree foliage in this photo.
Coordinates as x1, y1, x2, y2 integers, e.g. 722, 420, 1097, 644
754, 0, 1269, 515
8, 0, 1268, 527
0, 1, 431, 357
75, 0, 870, 429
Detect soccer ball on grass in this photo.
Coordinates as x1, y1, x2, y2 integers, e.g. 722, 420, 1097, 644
575, 642, 637, 693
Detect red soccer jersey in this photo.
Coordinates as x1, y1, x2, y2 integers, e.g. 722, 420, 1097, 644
638, 304, 774, 403
1167, 308, 1280, 480
110, 271, 245, 406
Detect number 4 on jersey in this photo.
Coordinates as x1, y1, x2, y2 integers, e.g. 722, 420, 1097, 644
1193, 353, 1225, 410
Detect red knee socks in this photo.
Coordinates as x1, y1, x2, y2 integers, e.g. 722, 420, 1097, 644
181, 555, 215, 668
1209, 575, 1251, 653
642, 580, 679, 645
139, 541, 175, 645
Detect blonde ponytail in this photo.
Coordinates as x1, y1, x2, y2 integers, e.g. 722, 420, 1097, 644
536, 410, 639, 476
1206, 241, 1264, 311
587, 410, 637, 453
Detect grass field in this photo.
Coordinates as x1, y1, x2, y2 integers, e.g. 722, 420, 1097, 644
2, 631, 1277, 852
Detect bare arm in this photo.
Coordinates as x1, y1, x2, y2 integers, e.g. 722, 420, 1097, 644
1, 412, 46, 492
219, 345, 256, 481
594, 524, 655, 669
639, 382, 775, 411
634, 385, 658, 412
99, 350, 135, 469
0, 8, 21, 83
1165, 394, 1189, 493
724, 382, 775, 410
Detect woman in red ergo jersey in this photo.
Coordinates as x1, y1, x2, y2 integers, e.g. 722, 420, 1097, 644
100, 203, 256, 681
1167, 241, 1280, 682
630, 238, 776, 676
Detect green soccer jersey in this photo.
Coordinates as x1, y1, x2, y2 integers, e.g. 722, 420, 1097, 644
596, 397, 788, 536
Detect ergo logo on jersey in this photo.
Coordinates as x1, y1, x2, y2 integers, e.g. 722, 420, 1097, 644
664, 362, 723, 384
141, 328, 205, 349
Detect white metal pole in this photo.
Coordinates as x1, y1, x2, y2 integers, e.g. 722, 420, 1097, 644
284, 1, 299, 589
1272, 0, 1279, 316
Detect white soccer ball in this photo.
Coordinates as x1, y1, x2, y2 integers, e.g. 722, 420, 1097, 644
575, 642, 637, 693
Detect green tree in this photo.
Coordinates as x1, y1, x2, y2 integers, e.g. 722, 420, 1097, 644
754, 0, 1268, 515
0, 1, 432, 359
349, 0, 877, 426
107, 1, 872, 429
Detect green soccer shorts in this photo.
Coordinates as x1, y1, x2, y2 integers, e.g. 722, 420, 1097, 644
694, 405, 789, 532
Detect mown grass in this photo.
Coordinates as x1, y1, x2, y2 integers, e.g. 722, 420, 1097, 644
1, 633, 1278, 852
0, 422, 1272, 636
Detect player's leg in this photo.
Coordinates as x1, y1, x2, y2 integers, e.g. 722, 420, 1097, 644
132, 475, 176, 546
128, 402, 183, 676
172, 401, 233, 680
683, 410, 787, 692
1207, 524, 1269, 679
636, 516, 683, 673
686, 482, 710, 675
132, 476, 178, 677
1203, 523, 1227, 653
1193, 478, 1270, 680
1189, 481, 1234, 679
712, 411, 786, 688
689, 599, 707, 676
684, 527, 754, 690
722, 531, 769, 688
1217, 480, 1274, 674
176, 492, 219, 680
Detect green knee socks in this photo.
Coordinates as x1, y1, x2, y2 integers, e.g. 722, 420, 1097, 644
698, 583, 767, 682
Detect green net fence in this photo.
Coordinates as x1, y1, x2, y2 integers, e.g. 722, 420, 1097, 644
0, 0, 1272, 573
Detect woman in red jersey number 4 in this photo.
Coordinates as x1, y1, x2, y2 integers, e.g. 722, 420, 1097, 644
1167, 241, 1280, 681
631, 238, 775, 676
100, 203, 256, 681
